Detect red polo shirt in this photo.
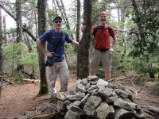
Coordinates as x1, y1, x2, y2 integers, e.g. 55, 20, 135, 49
92, 25, 115, 49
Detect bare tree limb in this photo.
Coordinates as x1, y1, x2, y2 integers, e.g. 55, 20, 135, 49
0, 2, 37, 42
0, 2, 16, 20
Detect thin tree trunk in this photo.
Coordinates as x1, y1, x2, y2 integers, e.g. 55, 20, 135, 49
120, 1, 127, 63
52, 0, 58, 15
24, 34, 33, 52
77, 0, 92, 79
37, 0, 48, 95
0, 8, 3, 96
130, 0, 147, 46
16, 0, 22, 43
76, 0, 81, 42
2, 16, 7, 43
15, 0, 24, 72
55, 0, 71, 32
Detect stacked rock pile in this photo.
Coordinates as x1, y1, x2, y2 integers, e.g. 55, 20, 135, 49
56, 76, 145, 119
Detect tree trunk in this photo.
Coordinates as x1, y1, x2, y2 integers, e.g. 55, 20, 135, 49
52, 0, 58, 15
2, 16, 7, 43
76, 0, 81, 42
77, 0, 92, 79
37, 0, 48, 95
130, 0, 147, 46
15, 0, 23, 71
55, 0, 72, 38
120, 1, 127, 63
15, 0, 22, 43
24, 34, 33, 52
0, 8, 3, 96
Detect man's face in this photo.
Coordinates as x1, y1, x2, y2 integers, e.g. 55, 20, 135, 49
99, 14, 107, 22
53, 19, 62, 29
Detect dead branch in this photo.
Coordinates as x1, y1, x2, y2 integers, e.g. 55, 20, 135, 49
144, 110, 159, 119
130, 79, 135, 87
3, 78, 14, 85
109, 74, 140, 82
21, 70, 36, 79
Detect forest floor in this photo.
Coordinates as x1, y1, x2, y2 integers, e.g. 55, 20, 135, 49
0, 73, 159, 119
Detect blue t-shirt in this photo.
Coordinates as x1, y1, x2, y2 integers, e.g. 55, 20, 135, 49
39, 29, 72, 63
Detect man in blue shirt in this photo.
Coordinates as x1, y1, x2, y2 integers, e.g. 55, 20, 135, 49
36, 16, 80, 97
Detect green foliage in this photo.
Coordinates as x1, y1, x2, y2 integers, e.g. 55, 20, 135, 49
128, 0, 159, 76
20, 52, 38, 66
129, 0, 159, 57
131, 56, 159, 77
3, 43, 27, 74
3, 43, 39, 81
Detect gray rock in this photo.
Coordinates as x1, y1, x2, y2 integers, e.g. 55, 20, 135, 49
107, 106, 115, 118
67, 101, 81, 110
95, 102, 109, 119
115, 108, 135, 119
83, 96, 102, 116
114, 98, 137, 110
87, 85, 98, 91
80, 94, 90, 107
36, 102, 57, 114
76, 83, 86, 93
85, 83, 91, 89
115, 89, 133, 101
89, 80, 98, 85
71, 106, 84, 115
65, 110, 80, 119
57, 100, 64, 112
147, 105, 159, 114
81, 78, 88, 86
66, 93, 84, 101
97, 79, 109, 88
88, 75, 98, 81
76, 79, 82, 85
98, 87, 113, 98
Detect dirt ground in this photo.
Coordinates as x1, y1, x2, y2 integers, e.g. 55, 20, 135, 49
0, 74, 159, 119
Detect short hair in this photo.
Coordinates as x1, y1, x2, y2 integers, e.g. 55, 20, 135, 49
99, 11, 107, 16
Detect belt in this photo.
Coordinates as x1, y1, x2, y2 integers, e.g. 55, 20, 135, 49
95, 48, 109, 52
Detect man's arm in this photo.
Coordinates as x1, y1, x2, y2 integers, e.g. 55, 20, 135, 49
71, 40, 80, 46
110, 36, 117, 52
36, 39, 53, 57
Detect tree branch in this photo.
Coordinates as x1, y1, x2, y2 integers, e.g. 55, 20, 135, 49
0, 3, 37, 42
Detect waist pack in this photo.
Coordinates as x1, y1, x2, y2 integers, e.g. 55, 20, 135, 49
45, 55, 64, 67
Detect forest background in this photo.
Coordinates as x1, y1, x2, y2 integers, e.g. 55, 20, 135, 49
0, 0, 159, 96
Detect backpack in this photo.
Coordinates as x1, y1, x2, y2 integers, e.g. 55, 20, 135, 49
92, 25, 113, 37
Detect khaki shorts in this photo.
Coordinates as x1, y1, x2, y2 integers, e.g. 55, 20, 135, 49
90, 49, 112, 73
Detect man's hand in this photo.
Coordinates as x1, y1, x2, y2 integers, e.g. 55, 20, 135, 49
45, 52, 54, 57
109, 48, 114, 54
71, 40, 80, 46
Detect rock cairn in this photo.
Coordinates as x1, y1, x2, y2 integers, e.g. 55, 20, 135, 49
56, 76, 145, 119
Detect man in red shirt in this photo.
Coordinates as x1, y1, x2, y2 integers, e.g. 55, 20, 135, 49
82, 11, 117, 80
